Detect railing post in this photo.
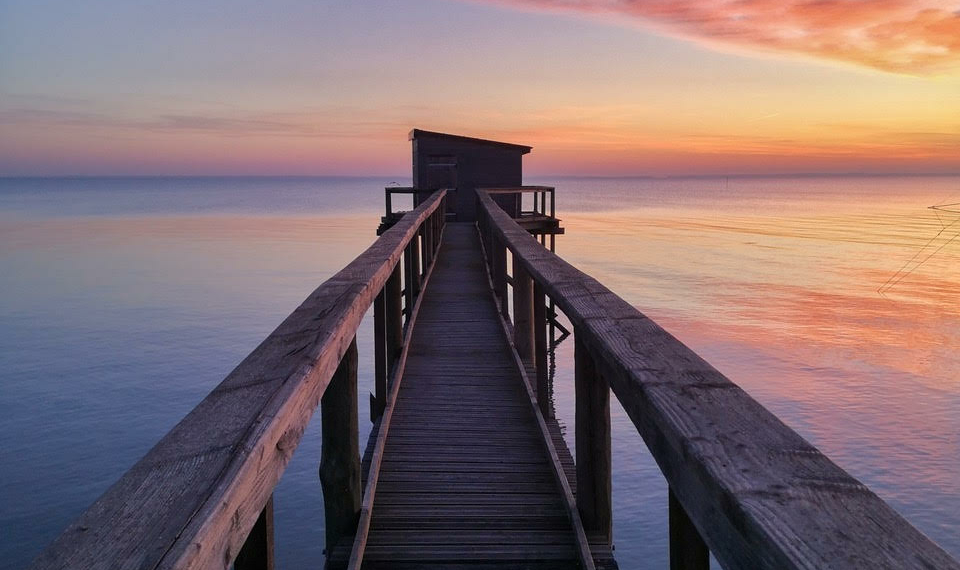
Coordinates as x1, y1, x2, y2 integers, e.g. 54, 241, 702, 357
408, 237, 421, 300
575, 332, 612, 545
319, 338, 361, 556
670, 489, 709, 570
513, 257, 534, 365
493, 235, 508, 320
425, 216, 433, 267
372, 288, 387, 420
485, 215, 495, 272
234, 495, 275, 570
420, 225, 429, 275
534, 283, 550, 418
386, 264, 403, 375
403, 245, 413, 323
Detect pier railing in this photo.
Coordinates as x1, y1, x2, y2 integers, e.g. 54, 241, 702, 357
30, 191, 448, 570
476, 189, 960, 570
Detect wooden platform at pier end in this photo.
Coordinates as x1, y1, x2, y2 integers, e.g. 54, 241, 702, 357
329, 223, 613, 569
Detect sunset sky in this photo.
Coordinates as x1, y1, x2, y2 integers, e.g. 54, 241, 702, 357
1, 0, 958, 176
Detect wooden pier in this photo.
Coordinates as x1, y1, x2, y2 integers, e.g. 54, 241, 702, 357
328, 223, 611, 569
29, 131, 960, 570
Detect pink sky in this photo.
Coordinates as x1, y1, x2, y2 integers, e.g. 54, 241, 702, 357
0, 0, 957, 175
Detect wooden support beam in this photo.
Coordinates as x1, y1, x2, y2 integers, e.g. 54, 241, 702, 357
409, 237, 421, 299
670, 488, 710, 570
402, 244, 414, 322
385, 264, 403, 376
493, 237, 508, 321
513, 257, 534, 365
575, 332, 612, 544
372, 289, 386, 420
420, 227, 429, 276
424, 225, 431, 272
485, 215, 495, 271
534, 282, 550, 419
233, 496, 275, 570
319, 338, 361, 556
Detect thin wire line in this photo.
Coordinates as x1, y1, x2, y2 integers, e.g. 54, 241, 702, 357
881, 229, 960, 292
879, 213, 960, 293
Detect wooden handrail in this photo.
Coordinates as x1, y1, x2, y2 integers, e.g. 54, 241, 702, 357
30, 191, 447, 570
476, 189, 960, 570
480, 186, 556, 219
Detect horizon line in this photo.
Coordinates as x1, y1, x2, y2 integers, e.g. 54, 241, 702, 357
2, 171, 959, 180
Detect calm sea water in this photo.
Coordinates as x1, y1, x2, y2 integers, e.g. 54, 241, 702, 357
1, 176, 958, 569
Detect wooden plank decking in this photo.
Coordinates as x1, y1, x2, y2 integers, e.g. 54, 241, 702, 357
329, 223, 602, 569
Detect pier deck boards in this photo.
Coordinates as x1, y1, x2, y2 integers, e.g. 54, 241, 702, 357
330, 223, 585, 569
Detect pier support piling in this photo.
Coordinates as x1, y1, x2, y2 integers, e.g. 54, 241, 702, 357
372, 288, 387, 420
513, 258, 534, 365
319, 338, 361, 556
575, 332, 612, 545
534, 283, 550, 418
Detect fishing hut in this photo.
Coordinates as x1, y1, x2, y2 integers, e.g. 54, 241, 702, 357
380, 129, 563, 249
30, 131, 960, 570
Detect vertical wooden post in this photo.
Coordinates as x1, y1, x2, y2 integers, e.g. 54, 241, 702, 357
409, 237, 421, 298
385, 264, 403, 377
403, 245, 413, 322
319, 338, 361, 555
372, 288, 387, 420
575, 332, 612, 544
533, 283, 550, 418
422, 222, 431, 269
670, 489, 709, 570
513, 257, 534, 365
423, 225, 430, 270
420, 226, 429, 275
483, 211, 496, 275
234, 495, 275, 570
492, 236, 508, 320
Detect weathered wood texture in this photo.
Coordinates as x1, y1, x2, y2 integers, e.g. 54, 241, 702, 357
574, 333, 612, 545
512, 257, 534, 365
477, 190, 960, 570
346, 216, 444, 570
329, 224, 595, 569
233, 496, 275, 570
29, 192, 446, 570
320, 338, 361, 551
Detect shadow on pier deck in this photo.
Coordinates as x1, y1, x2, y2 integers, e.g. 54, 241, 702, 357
328, 223, 615, 569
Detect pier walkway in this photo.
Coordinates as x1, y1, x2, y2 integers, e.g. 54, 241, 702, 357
329, 223, 601, 568
30, 131, 960, 570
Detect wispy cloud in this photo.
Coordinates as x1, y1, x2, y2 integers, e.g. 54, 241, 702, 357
464, 0, 960, 74
0, 106, 412, 139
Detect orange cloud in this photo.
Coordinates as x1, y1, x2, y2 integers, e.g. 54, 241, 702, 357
469, 0, 960, 74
